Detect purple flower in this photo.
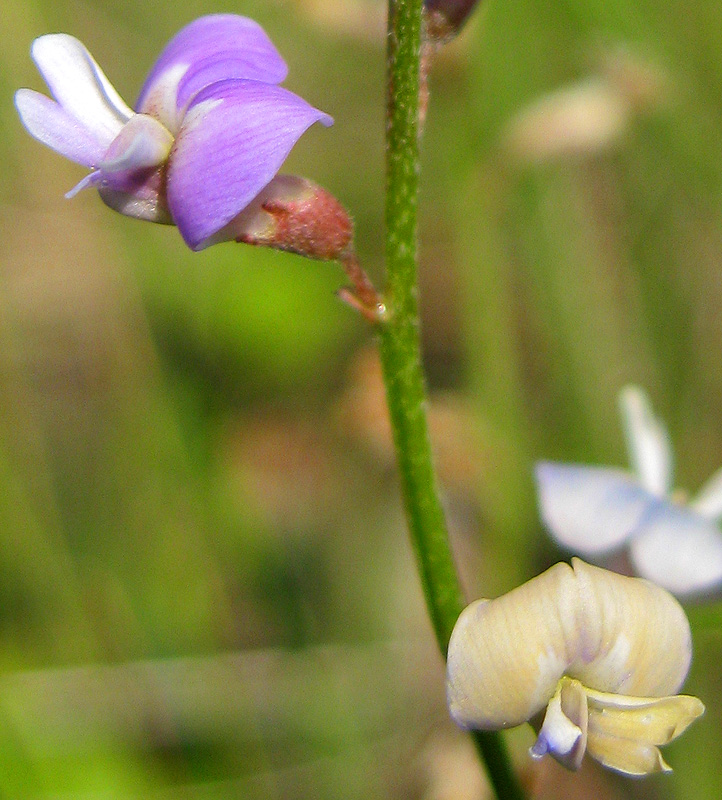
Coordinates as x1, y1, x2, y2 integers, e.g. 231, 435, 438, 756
14, 14, 332, 250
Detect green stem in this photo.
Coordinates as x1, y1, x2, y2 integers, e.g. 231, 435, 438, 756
381, 0, 461, 655
379, 3, 526, 799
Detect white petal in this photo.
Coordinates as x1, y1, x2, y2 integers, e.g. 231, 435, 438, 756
536, 462, 653, 554
618, 385, 673, 496
15, 88, 106, 167
690, 465, 722, 519
99, 114, 173, 172
570, 559, 692, 697
446, 563, 578, 729
630, 503, 722, 595
30, 34, 132, 147
530, 679, 587, 771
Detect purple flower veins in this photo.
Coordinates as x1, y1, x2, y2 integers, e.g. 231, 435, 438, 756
14, 14, 332, 250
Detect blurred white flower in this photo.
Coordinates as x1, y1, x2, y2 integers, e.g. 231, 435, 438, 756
502, 79, 631, 162
501, 47, 668, 163
537, 385, 722, 596
446, 559, 704, 775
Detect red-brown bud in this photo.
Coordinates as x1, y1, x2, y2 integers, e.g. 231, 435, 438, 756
424, 0, 482, 42
209, 174, 353, 262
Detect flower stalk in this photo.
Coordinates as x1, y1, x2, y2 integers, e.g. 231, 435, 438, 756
380, 1, 524, 798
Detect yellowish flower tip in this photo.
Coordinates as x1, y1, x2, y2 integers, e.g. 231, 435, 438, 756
446, 559, 705, 776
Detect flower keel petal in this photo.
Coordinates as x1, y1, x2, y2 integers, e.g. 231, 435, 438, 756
531, 678, 588, 771
101, 114, 173, 172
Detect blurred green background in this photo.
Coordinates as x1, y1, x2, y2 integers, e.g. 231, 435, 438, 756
1, 0, 722, 797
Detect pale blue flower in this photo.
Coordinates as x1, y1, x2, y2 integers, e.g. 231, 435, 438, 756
537, 386, 722, 596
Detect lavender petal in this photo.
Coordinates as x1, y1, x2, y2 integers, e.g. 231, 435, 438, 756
135, 14, 288, 129
167, 79, 332, 250
630, 503, 722, 596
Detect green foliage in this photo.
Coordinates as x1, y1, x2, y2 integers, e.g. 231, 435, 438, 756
2, 0, 722, 796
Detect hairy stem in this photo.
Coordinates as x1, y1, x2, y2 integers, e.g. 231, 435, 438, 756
379, 2, 526, 799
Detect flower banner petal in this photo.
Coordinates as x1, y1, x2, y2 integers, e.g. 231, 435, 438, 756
570, 559, 692, 697
619, 385, 673, 497
135, 14, 288, 128
630, 503, 722, 595
15, 89, 106, 167
167, 79, 332, 250
30, 34, 132, 145
536, 462, 653, 554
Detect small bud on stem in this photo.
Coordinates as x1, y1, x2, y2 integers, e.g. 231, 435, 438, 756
423, 0, 482, 43
210, 174, 385, 322
214, 174, 351, 259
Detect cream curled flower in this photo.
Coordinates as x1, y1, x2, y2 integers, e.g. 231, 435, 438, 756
446, 559, 704, 775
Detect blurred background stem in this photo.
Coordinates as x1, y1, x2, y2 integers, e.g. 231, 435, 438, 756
379, 2, 525, 798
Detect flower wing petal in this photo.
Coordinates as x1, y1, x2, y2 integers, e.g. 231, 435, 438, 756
619, 385, 673, 496
586, 689, 704, 744
15, 89, 106, 167
586, 730, 671, 775
536, 462, 653, 554
690, 465, 722, 519
629, 503, 722, 595
135, 14, 288, 128
166, 79, 332, 250
30, 34, 132, 146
